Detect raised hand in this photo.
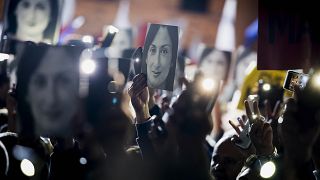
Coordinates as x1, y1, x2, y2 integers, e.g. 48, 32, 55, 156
264, 100, 283, 150
244, 100, 265, 124
229, 115, 252, 150
249, 119, 274, 156
264, 100, 283, 123
244, 100, 274, 156
128, 74, 150, 123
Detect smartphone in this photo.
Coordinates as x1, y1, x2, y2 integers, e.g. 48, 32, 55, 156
283, 70, 309, 92
246, 94, 259, 112
101, 26, 119, 48
195, 74, 220, 114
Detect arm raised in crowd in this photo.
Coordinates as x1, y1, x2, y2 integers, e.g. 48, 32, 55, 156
128, 74, 151, 123
264, 100, 283, 151
128, 74, 154, 160
246, 101, 274, 156
228, 99, 276, 180
280, 80, 320, 180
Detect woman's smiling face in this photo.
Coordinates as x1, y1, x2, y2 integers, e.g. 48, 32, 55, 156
27, 48, 78, 136
146, 26, 173, 88
15, 0, 51, 37
199, 50, 228, 81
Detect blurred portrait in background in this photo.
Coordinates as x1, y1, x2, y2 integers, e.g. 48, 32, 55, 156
107, 29, 133, 81
16, 43, 84, 137
142, 24, 179, 91
2, 0, 61, 44
199, 47, 231, 82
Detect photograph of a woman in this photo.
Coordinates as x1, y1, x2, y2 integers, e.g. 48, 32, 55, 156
142, 23, 179, 91
16, 43, 84, 137
3, 0, 61, 44
199, 47, 231, 82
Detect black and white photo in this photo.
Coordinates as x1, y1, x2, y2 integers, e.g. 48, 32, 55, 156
16, 43, 83, 137
142, 23, 179, 91
199, 47, 231, 81
2, 0, 62, 44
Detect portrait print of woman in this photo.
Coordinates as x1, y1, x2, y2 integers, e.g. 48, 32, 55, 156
3, 0, 61, 44
198, 47, 231, 82
142, 24, 179, 91
16, 43, 84, 137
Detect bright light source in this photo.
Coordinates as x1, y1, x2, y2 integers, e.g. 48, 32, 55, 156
312, 73, 320, 88
108, 25, 119, 34
135, 58, 140, 63
20, 159, 35, 177
79, 157, 87, 165
0, 108, 8, 115
0, 53, 10, 61
252, 114, 258, 120
201, 78, 215, 92
82, 35, 94, 44
260, 161, 276, 179
262, 83, 271, 91
278, 116, 283, 123
248, 95, 258, 101
80, 59, 96, 75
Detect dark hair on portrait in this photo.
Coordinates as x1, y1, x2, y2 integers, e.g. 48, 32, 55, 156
199, 47, 231, 81
142, 24, 179, 91
16, 42, 84, 137
4, 0, 60, 43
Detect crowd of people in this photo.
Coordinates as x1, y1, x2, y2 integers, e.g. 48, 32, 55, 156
0, 41, 318, 180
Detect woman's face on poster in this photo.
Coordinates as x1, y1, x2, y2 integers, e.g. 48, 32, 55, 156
146, 26, 173, 88
235, 52, 256, 88
27, 48, 78, 136
15, 0, 51, 36
199, 50, 228, 81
